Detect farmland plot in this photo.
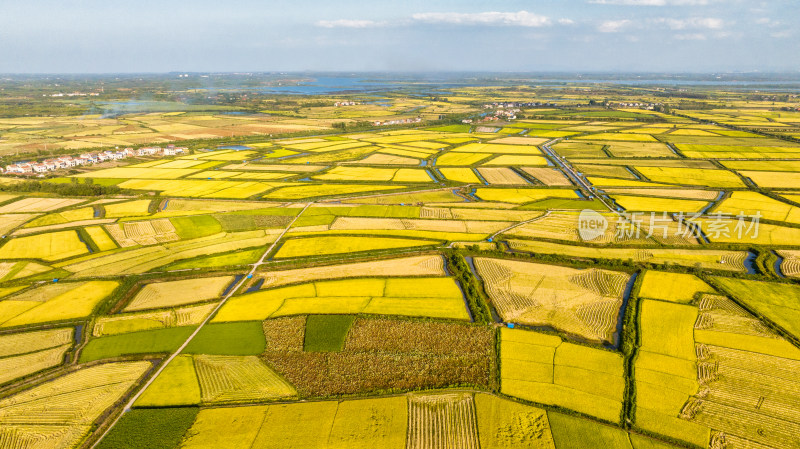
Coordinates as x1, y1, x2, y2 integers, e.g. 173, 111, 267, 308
476, 258, 629, 342
125, 275, 233, 311
104, 218, 179, 247
407, 393, 480, 449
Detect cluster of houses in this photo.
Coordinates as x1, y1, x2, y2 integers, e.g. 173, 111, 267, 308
615, 102, 660, 110
482, 101, 556, 109
3, 145, 187, 175
372, 117, 422, 126
333, 101, 359, 107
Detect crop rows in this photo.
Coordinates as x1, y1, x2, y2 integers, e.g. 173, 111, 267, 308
407, 393, 479, 449
193, 355, 295, 403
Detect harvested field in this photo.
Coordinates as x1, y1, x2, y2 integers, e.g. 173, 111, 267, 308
407, 393, 479, 449
476, 258, 629, 342
257, 255, 445, 289
0, 327, 73, 357
0, 344, 71, 385
104, 218, 179, 247
93, 303, 216, 336
477, 167, 529, 185
521, 168, 572, 186
0, 198, 84, 213
0, 361, 151, 449
194, 355, 296, 403
125, 276, 233, 311
0, 213, 38, 235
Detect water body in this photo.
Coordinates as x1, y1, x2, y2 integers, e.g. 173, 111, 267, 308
743, 251, 757, 274
773, 251, 786, 278
246, 278, 265, 292
73, 325, 83, 344
699, 191, 726, 215
222, 275, 244, 297
613, 272, 639, 349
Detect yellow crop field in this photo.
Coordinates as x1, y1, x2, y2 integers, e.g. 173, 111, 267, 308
213, 277, 469, 322
126, 276, 233, 311
84, 226, 117, 251
258, 255, 445, 288
635, 299, 709, 447
714, 191, 800, 224
194, 355, 296, 403
181, 405, 269, 448
575, 133, 658, 142
327, 396, 408, 449
482, 154, 548, 166
0, 280, 118, 327
93, 303, 216, 336
274, 235, 438, 258
605, 142, 676, 158
328, 217, 510, 235
0, 361, 150, 448
0, 213, 38, 235
75, 166, 201, 179
635, 166, 745, 188
135, 355, 201, 407
0, 230, 89, 261
163, 199, 283, 213
436, 152, 492, 166
477, 167, 529, 185
489, 136, 548, 146
348, 153, 419, 165
500, 328, 624, 423
407, 393, 479, 449
603, 188, 720, 201
315, 166, 400, 182
264, 184, 403, 200
23, 207, 95, 228
474, 393, 555, 449
0, 327, 73, 357
0, 344, 71, 385
393, 168, 433, 182
476, 258, 629, 342
611, 195, 709, 213
475, 188, 577, 204
104, 218, 178, 247
507, 240, 748, 272
440, 167, 481, 183
638, 271, 716, 303
103, 199, 152, 218
0, 197, 84, 213
60, 229, 278, 277
697, 218, 800, 245
117, 179, 281, 198
455, 143, 545, 154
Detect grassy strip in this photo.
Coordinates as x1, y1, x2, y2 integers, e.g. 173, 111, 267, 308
446, 251, 491, 324
620, 270, 644, 429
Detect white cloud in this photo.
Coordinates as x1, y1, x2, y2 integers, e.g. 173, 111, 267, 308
316, 19, 386, 28
590, 0, 713, 5
411, 11, 551, 27
558, 18, 576, 25
653, 17, 724, 29
598, 19, 631, 32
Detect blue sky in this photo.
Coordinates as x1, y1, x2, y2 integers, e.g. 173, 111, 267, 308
1, 0, 798, 73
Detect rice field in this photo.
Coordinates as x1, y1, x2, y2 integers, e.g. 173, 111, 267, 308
407, 393, 479, 449
125, 276, 233, 311
477, 167, 529, 185
93, 303, 216, 336
476, 258, 629, 342
213, 277, 470, 322
0, 229, 89, 261
0, 280, 118, 327
194, 355, 296, 403
500, 328, 625, 423
256, 255, 444, 288
273, 235, 439, 258
0, 198, 84, 213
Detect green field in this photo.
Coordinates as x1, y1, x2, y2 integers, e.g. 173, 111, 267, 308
303, 315, 355, 352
